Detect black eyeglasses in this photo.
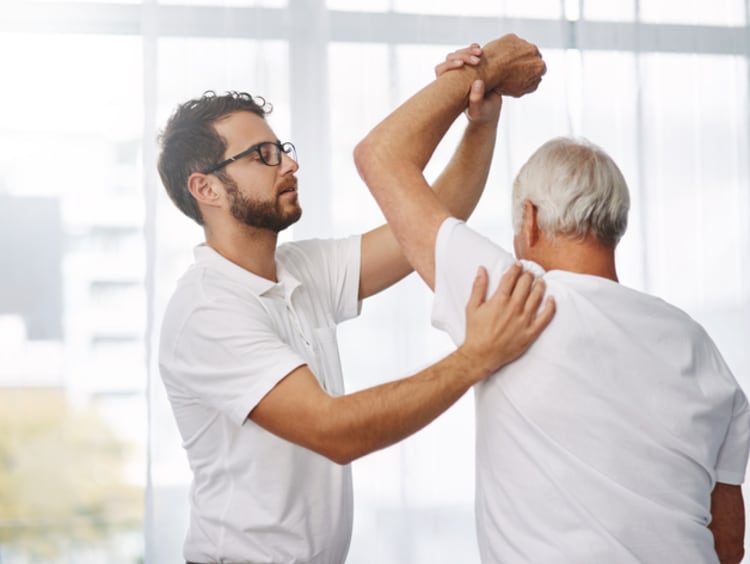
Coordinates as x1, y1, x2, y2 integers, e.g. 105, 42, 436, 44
202, 141, 297, 174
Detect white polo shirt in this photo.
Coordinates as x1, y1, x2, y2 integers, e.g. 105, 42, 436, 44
159, 236, 361, 563
432, 218, 750, 564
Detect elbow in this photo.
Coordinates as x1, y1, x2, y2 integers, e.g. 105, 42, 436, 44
352, 138, 370, 180
314, 439, 359, 467
307, 418, 362, 466
327, 449, 357, 466
353, 136, 383, 189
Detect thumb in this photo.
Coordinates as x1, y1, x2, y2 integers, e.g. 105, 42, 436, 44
470, 79, 486, 102
466, 80, 486, 120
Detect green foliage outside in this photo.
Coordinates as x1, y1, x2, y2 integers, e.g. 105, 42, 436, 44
0, 389, 143, 560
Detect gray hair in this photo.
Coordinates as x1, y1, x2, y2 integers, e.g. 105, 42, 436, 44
511, 137, 630, 247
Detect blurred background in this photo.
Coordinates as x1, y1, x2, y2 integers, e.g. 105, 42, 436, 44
0, 0, 748, 562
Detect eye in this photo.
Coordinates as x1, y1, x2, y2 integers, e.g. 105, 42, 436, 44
245, 148, 262, 162
258, 143, 276, 163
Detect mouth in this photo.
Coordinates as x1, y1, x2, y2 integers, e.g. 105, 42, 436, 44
279, 184, 297, 197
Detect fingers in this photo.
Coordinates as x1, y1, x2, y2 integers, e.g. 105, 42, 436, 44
434, 59, 463, 77
493, 265, 555, 331
514, 277, 556, 336
495, 262, 523, 298
460, 262, 555, 378
522, 60, 547, 94
512, 271, 535, 302
522, 277, 547, 316
533, 297, 557, 332
451, 43, 482, 65
435, 43, 482, 77
467, 266, 489, 311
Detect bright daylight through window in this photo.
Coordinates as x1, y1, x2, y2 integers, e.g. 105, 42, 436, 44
0, 0, 747, 562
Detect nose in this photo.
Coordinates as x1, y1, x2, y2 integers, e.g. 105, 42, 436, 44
280, 150, 299, 174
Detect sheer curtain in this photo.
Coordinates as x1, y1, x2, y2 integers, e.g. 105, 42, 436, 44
0, 0, 748, 562
148, 3, 750, 562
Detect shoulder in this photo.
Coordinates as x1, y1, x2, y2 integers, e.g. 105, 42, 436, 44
177, 264, 263, 310
634, 291, 708, 340
278, 236, 359, 259
611, 287, 734, 379
277, 236, 360, 276
438, 218, 513, 259
435, 218, 516, 283
161, 265, 269, 348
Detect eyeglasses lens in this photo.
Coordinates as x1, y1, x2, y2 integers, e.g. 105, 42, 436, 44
258, 143, 278, 165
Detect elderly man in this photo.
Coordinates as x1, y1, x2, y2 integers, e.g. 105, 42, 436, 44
355, 33, 749, 564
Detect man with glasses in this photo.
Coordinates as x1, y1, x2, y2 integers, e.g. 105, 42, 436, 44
356, 33, 749, 564
157, 41, 551, 564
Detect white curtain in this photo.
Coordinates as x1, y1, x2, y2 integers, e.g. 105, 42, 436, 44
0, 1, 747, 562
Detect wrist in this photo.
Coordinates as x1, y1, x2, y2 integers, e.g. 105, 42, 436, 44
465, 112, 501, 130
437, 62, 483, 96
453, 345, 494, 383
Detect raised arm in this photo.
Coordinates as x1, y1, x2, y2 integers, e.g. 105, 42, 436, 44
358, 44, 503, 299
354, 34, 546, 290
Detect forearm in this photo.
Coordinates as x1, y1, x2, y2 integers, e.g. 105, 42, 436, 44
319, 347, 487, 464
253, 264, 554, 465
355, 69, 487, 298
433, 117, 499, 220
354, 70, 481, 288
359, 70, 477, 179
357, 117, 499, 298
710, 483, 745, 564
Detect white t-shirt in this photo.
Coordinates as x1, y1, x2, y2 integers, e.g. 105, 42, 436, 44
432, 218, 750, 564
159, 236, 361, 564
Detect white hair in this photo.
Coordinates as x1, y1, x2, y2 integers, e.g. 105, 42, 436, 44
511, 137, 630, 247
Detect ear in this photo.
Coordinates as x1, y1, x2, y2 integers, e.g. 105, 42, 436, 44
522, 200, 540, 248
187, 172, 223, 211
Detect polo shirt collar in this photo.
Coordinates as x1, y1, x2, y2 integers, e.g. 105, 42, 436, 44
193, 244, 301, 299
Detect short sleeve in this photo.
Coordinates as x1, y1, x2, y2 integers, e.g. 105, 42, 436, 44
715, 388, 750, 485
167, 296, 306, 426
431, 218, 517, 345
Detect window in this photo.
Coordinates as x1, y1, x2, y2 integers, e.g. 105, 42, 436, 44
0, 31, 145, 563
1, 2, 748, 562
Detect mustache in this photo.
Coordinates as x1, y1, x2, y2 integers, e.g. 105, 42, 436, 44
279, 176, 299, 194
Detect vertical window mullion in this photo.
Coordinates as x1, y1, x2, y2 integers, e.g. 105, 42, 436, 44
288, 0, 333, 238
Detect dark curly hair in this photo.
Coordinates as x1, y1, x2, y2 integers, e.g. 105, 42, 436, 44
157, 91, 272, 225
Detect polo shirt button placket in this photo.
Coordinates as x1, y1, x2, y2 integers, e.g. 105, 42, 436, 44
285, 301, 311, 349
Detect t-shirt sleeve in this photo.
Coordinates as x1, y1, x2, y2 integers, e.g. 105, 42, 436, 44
715, 387, 750, 485
431, 217, 518, 346
168, 297, 306, 426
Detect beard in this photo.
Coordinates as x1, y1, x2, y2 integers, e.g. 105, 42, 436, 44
223, 176, 302, 233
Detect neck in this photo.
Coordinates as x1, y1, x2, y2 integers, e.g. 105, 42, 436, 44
204, 221, 279, 281
534, 233, 618, 282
